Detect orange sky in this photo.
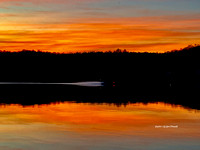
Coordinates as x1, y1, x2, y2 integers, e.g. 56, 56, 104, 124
0, 0, 200, 53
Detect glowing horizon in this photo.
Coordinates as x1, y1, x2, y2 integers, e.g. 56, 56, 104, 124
0, 0, 200, 53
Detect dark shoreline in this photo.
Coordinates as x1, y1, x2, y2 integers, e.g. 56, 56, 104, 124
0, 45, 199, 109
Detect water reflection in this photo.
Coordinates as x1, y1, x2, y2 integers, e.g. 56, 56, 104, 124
0, 102, 199, 150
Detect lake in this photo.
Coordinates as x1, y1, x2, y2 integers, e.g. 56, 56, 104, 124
0, 101, 199, 150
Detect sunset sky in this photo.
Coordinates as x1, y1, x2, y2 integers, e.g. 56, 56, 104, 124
0, 0, 200, 53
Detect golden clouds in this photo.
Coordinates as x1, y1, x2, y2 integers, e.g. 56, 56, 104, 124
0, 16, 200, 52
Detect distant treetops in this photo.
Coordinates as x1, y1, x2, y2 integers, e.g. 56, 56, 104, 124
0, 44, 199, 55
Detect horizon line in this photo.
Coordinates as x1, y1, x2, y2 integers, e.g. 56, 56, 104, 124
0, 44, 199, 54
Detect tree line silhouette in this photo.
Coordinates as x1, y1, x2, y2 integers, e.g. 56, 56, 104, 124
0, 44, 199, 108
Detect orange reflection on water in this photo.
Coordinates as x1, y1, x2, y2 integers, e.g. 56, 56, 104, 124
0, 102, 199, 138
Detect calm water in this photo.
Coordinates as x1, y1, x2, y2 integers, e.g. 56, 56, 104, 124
0, 102, 199, 150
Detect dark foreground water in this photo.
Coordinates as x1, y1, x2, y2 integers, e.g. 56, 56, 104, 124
0, 101, 199, 150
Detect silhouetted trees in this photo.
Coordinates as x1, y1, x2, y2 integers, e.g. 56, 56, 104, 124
0, 45, 199, 108
0, 44, 199, 95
